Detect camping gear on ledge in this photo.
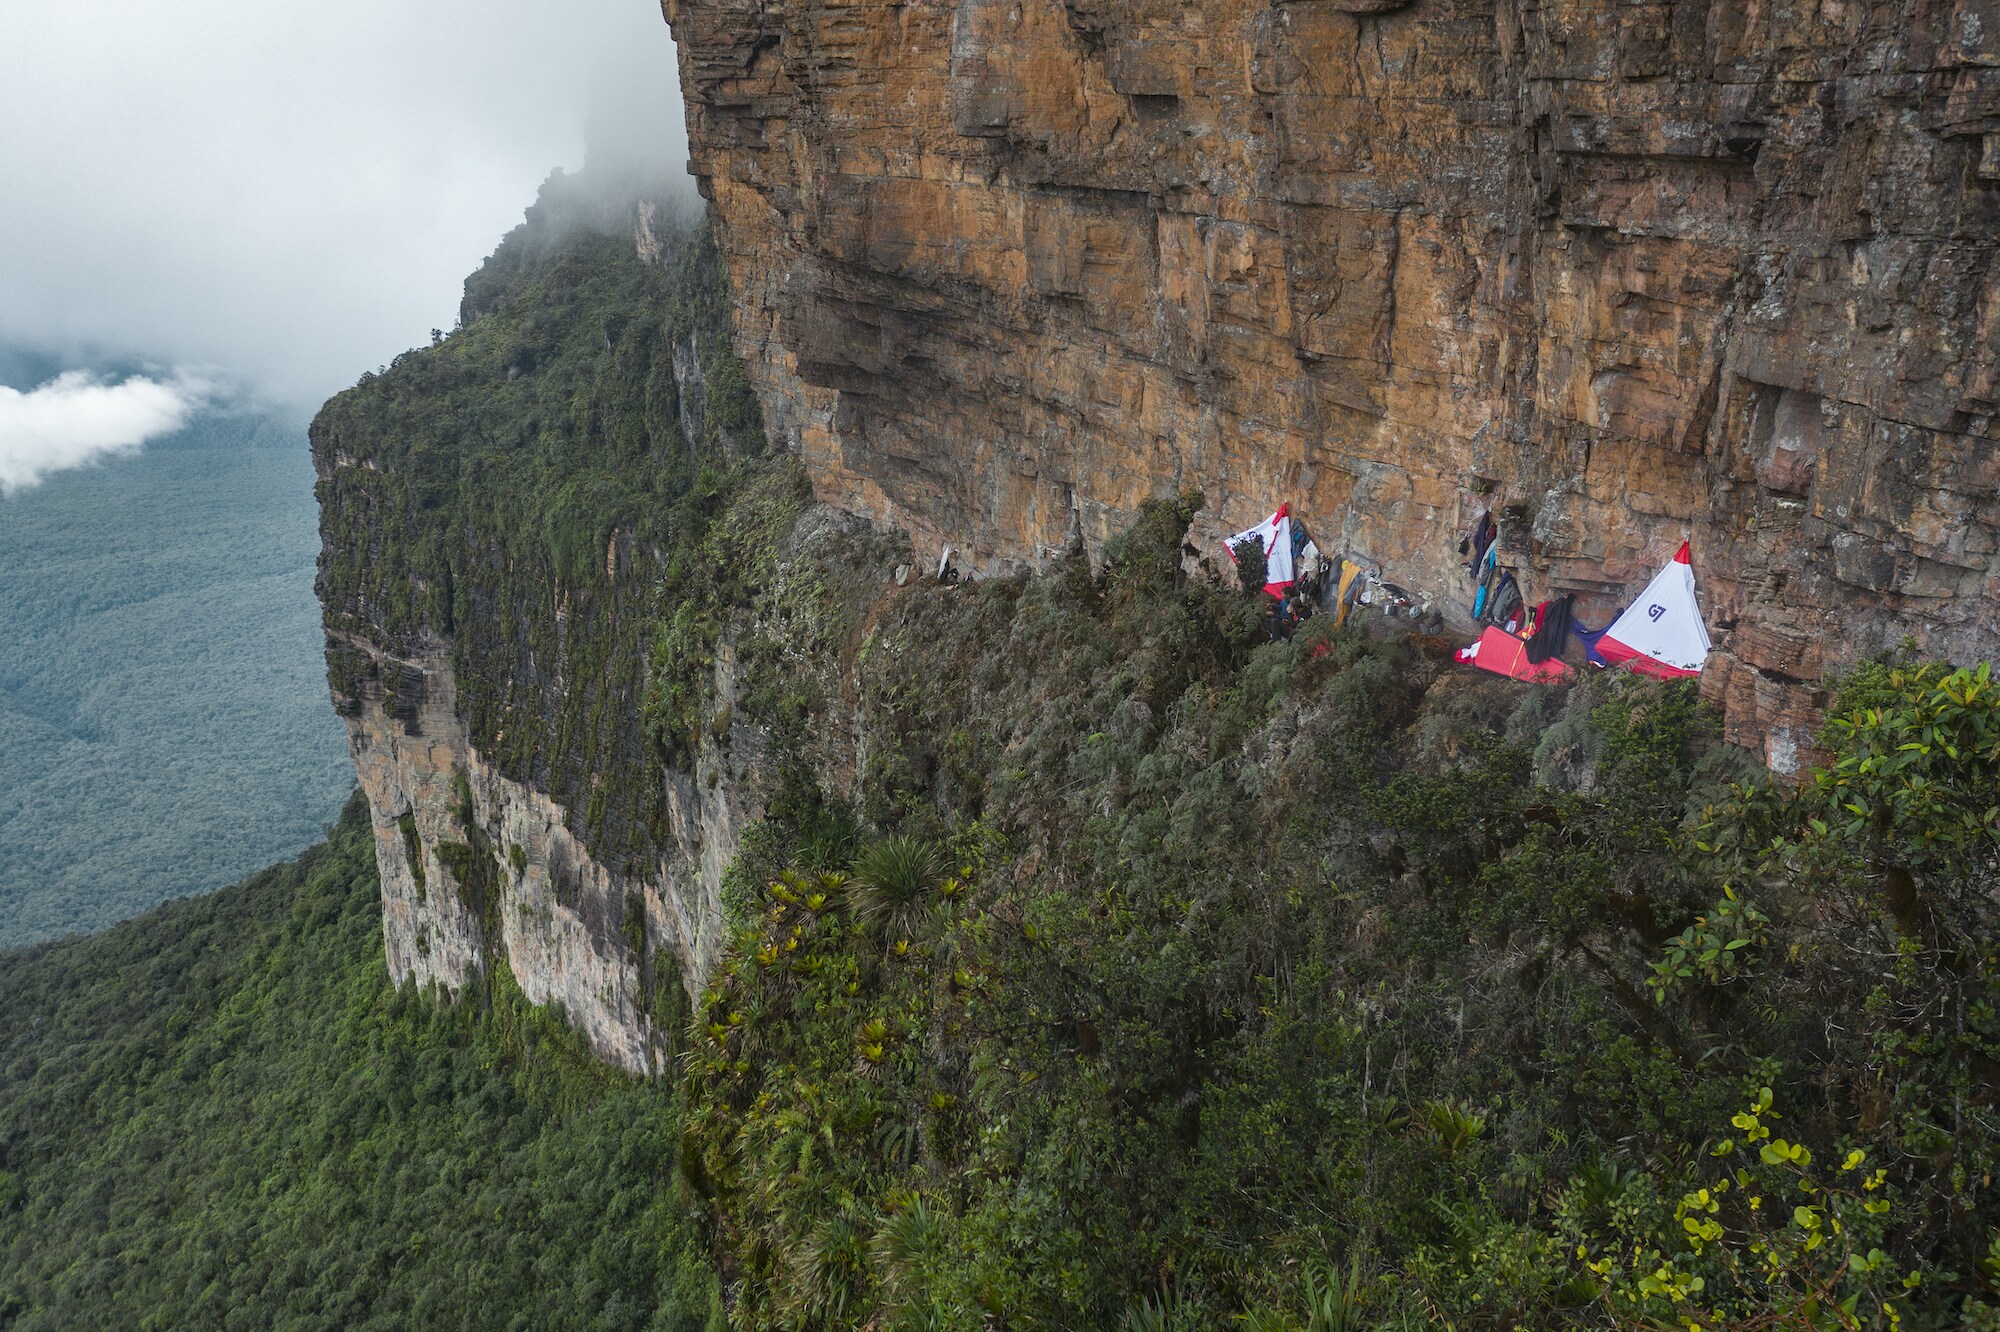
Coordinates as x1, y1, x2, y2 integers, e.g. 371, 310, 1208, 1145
1297, 538, 1324, 587
1227, 503, 1297, 598
1524, 594, 1574, 665
1592, 541, 1710, 678
1333, 559, 1364, 628
1572, 619, 1610, 666
1455, 625, 1573, 683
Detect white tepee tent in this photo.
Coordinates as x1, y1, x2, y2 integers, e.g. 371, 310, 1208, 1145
1594, 541, 1711, 678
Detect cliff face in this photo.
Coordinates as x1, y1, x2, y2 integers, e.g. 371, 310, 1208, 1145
311, 177, 891, 1071
663, 0, 2000, 768
327, 636, 751, 1072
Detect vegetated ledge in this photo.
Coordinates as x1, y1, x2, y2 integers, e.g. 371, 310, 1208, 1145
311, 165, 908, 1070
666, 488, 2000, 1329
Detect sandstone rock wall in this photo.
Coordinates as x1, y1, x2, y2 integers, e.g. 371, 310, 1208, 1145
663, 0, 2000, 767
313, 185, 799, 1069
331, 634, 758, 1074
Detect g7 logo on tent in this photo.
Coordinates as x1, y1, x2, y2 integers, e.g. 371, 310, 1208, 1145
1647, 604, 1666, 621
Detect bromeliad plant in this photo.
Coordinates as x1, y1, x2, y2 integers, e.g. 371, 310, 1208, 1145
851, 836, 949, 941
682, 828, 991, 1332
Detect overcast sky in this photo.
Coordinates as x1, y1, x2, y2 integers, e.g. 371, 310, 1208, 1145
0, 0, 689, 411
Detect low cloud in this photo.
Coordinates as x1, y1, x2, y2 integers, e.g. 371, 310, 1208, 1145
0, 371, 208, 495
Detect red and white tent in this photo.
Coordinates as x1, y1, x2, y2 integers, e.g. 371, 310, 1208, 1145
1226, 503, 1295, 597
1595, 541, 1711, 678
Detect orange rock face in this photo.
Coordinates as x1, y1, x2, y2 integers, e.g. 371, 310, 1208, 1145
661, 0, 2000, 768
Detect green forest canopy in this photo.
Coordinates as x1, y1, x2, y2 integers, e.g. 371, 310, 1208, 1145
0, 794, 714, 1331
667, 489, 2000, 1332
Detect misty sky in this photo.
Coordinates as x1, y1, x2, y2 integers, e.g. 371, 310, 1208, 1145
0, 0, 690, 411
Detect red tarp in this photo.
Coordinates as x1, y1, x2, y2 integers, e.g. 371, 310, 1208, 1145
1455, 625, 1573, 683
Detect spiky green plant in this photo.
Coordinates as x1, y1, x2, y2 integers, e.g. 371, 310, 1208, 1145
1125, 1289, 1177, 1332
777, 1213, 867, 1326
1302, 1255, 1368, 1332
850, 835, 946, 939
870, 1193, 942, 1301
1419, 1098, 1487, 1156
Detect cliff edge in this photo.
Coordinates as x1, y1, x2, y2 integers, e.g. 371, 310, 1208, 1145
310, 173, 908, 1070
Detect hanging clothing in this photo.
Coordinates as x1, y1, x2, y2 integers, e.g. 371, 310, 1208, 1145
1462, 511, 1496, 580
1333, 559, 1365, 628
1471, 546, 1499, 617
1486, 572, 1523, 629
1524, 594, 1574, 665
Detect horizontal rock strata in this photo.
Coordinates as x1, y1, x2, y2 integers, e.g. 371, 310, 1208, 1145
664, 0, 2000, 767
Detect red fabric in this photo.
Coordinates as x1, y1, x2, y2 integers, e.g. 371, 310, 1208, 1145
1595, 636, 1700, 679
1456, 626, 1573, 683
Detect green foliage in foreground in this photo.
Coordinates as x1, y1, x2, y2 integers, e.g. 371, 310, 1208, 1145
0, 793, 715, 1331
682, 494, 2000, 1331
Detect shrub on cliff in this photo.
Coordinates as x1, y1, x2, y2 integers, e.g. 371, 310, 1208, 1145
850, 835, 949, 940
